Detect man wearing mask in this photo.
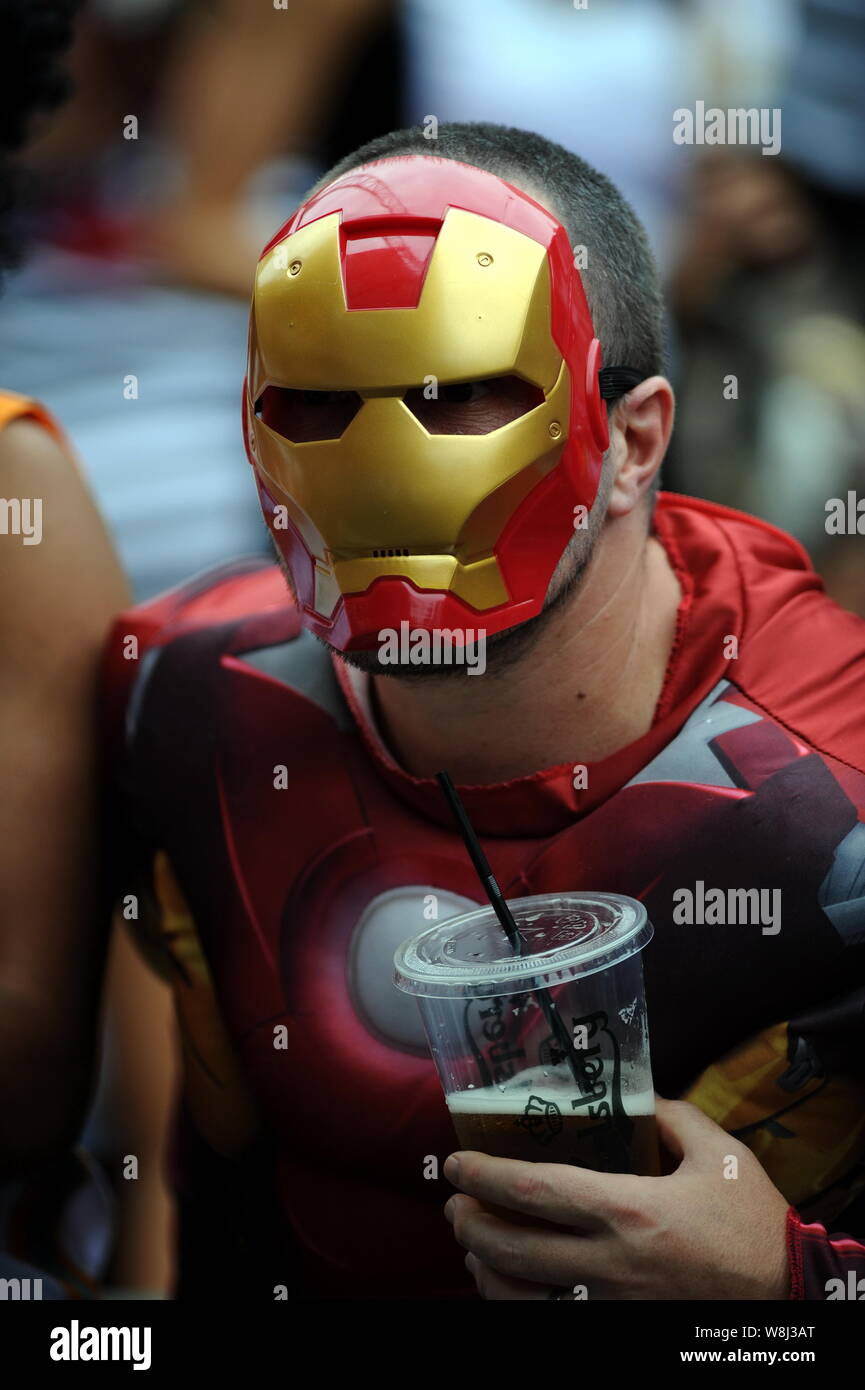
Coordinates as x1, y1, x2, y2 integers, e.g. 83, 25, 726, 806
104, 123, 865, 1301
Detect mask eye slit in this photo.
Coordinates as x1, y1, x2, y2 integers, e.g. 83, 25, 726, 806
403, 374, 545, 434
255, 386, 363, 442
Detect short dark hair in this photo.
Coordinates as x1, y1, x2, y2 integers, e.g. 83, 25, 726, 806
316, 121, 667, 384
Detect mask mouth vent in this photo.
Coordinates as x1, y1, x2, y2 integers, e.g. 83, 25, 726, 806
371, 548, 411, 558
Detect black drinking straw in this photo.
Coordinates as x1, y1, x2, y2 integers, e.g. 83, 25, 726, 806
435, 770, 582, 1085
436, 770, 523, 956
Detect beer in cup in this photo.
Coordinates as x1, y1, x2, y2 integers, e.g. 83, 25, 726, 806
394, 892, 660, 1175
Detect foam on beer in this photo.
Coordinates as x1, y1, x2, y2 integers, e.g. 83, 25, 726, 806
447, 1065, 655, 1116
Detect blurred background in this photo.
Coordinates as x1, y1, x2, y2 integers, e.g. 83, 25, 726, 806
1, 0, 863, 1299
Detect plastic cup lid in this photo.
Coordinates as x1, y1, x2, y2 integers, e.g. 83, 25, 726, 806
393, 892, 652, 999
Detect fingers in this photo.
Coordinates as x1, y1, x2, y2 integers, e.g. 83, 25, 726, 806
653, 1097, 739, 1168
444, 1150, 640, 1230
446, 1194, 597, 1287
465, 1253, 557, 1301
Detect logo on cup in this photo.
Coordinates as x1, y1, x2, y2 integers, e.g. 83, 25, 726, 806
569, 1009, 631, 1142
516, 1094, 563, 1146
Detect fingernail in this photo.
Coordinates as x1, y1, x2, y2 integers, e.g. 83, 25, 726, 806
444, 1197, 455, 1223
444, 1154, 461, 1183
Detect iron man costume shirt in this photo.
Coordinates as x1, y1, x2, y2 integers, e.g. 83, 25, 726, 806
103, 493, 865, 1300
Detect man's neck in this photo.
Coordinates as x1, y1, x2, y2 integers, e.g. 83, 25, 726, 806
369, 514, 682, 785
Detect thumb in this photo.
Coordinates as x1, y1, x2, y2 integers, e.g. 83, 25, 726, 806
653, 1095, 732, 1171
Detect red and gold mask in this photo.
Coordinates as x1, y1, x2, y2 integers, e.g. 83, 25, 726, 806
243, 156, 627, 652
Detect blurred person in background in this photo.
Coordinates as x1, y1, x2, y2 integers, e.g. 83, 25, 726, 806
0, 0, 393, 600
670, 0, 865, 613
0, 0, 131, 1296
400, 0, 793, 276
0, 0, 184, 1302
26, 0, 794, 290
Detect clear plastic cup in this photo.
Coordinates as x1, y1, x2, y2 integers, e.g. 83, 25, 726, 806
394, 892, 659, 1175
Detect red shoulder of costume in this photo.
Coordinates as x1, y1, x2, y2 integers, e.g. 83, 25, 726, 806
100, 558, 295, 753
657, 492, 865, 775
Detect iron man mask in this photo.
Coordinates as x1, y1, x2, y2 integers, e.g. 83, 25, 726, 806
243, 155, 637, 653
